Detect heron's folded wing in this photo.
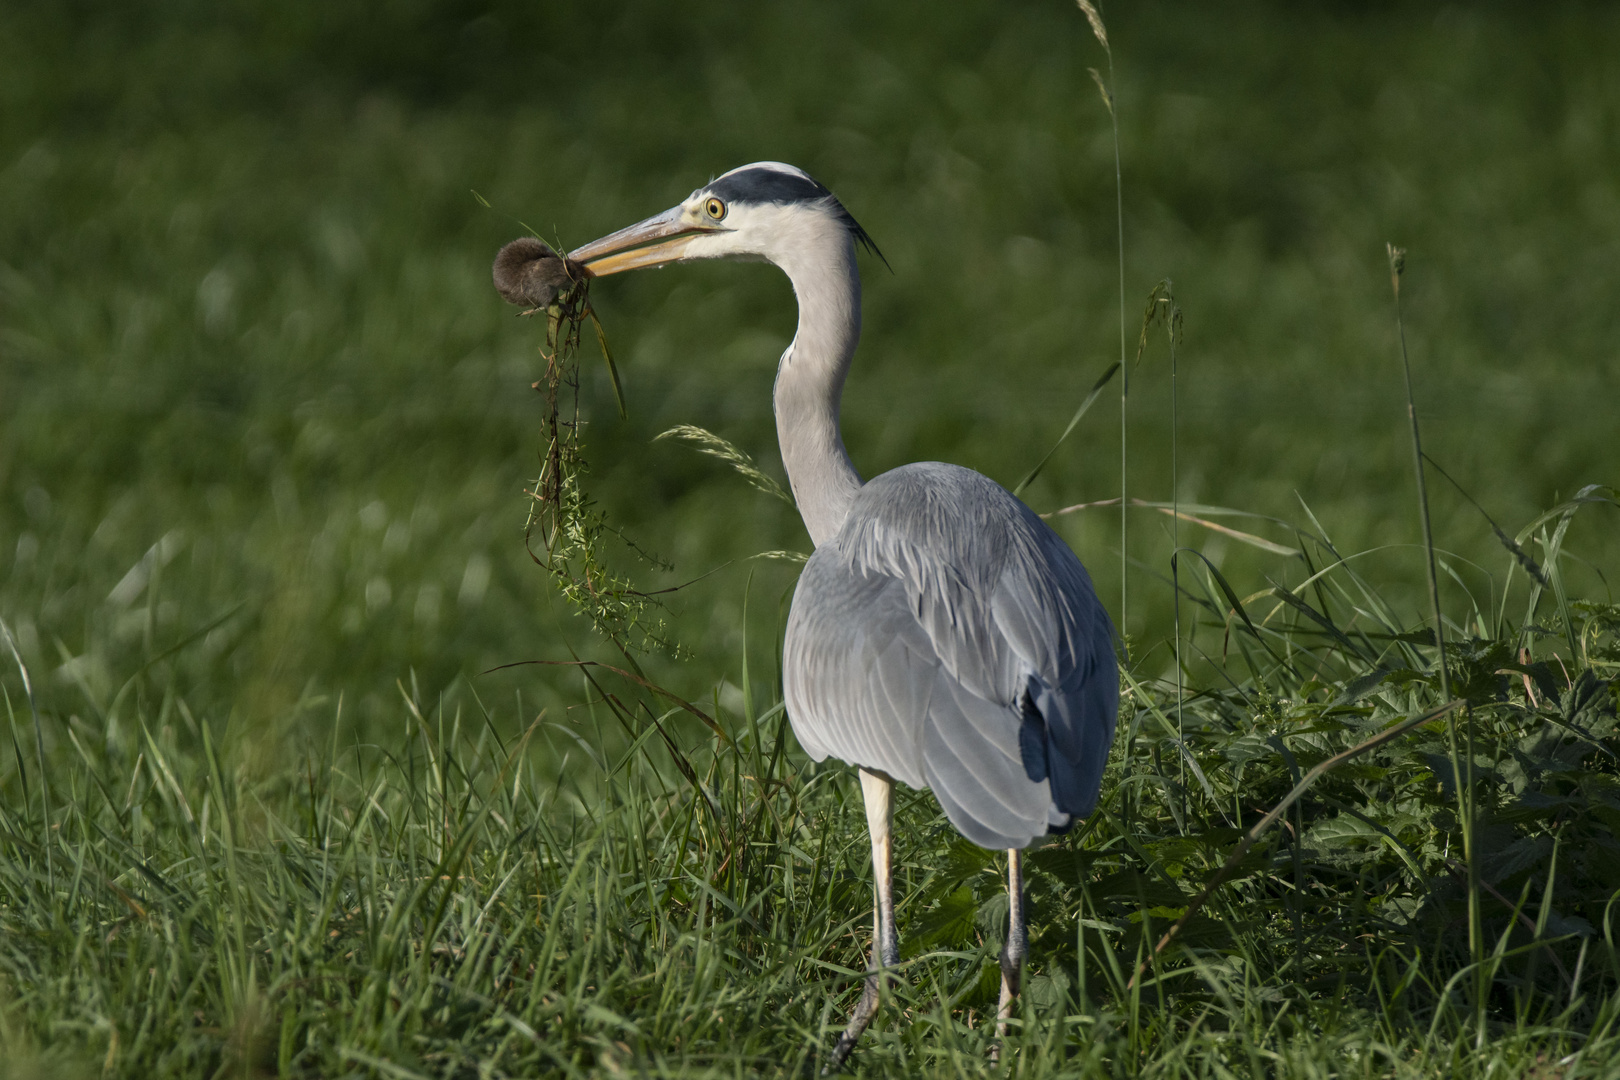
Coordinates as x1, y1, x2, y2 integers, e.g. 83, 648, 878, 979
918, 671, 1062, 849
987, 523, 1120, 819
785, 545, 1055, 848
842, 472, 1119, 823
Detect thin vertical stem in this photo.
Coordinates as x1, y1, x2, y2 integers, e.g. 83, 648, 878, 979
1078, 0, 1131, 824
1385, 252, 1451, 776
1110, 47, 1127, 647
1073, 1, 1126, 638
1387, 243, 1480, 1016
1170, 305, 1183, 824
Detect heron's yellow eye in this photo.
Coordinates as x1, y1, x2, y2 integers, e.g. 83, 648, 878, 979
704, 197, 726, 220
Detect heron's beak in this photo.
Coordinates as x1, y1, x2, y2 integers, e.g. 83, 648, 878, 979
569, 206, 718, 277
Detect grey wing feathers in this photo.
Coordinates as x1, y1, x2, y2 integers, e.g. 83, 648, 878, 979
784, 462, 1119, 850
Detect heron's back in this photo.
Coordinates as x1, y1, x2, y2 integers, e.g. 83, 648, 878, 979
784, 462, 1118, 850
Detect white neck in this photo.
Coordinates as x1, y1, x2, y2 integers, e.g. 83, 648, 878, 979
770, 219, 864, 547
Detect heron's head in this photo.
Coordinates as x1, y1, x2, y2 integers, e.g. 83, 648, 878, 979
569, 162, 882, 278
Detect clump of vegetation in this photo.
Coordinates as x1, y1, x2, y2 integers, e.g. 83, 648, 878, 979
492, 236, 677, 657
493, 236, 810, 658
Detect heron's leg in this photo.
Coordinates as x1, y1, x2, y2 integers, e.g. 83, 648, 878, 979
827, 769, 897, 1072
995, 848, 1027, 1040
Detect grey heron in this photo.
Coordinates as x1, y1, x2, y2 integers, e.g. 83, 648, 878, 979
566, 162, 1120, 1067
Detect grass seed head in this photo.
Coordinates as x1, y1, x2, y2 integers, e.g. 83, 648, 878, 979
1077, 0, 1109, 50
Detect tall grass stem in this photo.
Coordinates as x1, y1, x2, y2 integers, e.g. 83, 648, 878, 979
1170, 301, 1182, 820
1078, 0, 1128, 646
1387, 242, 1481, 1014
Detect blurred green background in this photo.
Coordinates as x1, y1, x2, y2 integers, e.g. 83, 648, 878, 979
2, 0, 1616, 757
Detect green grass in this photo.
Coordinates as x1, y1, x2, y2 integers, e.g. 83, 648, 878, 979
3, 0, 1620, 1075
4, 500, 1620, 1077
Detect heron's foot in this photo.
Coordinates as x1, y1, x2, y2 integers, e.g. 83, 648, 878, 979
824, 971, 882, 1074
